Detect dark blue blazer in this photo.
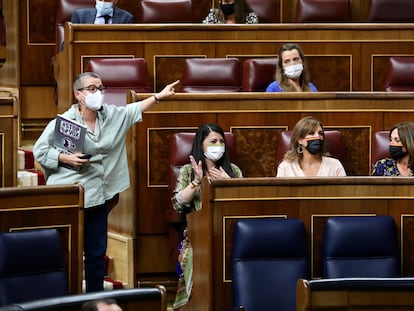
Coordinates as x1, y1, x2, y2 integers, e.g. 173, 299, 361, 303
71, 7, 135, 24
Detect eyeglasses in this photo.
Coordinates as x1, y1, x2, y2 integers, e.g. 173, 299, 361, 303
78, 85, 107, 94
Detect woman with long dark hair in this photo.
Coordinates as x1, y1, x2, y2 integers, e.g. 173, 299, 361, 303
171, 123, 243, 310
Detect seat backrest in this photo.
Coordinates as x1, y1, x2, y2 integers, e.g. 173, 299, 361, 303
322, 216, 400, 278
384, 57, 414, 92
180, 58, 242, 93
0, 286, 166, 311
85, 58, 151, 106
275, 130, 346, 168
55, 0, 95, 53
242, 58, 277, 92
368, 0, 414, 22
246, 0, 278, 23
371, 130, 389, 169
295, 0, 352, 22
137, 0, 194, 23
0, 229, 68, 306
232, 218, 309, 311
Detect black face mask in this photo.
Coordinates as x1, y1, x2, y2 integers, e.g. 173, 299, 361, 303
220, 3, 235, 16
389, 145, 407, 160
305, 139, 324, 155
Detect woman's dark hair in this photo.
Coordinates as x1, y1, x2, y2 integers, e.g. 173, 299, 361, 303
190, 123, 235, 177
389, 121, 414, 166
216, 0, 255, 23
276, 43, 312, 92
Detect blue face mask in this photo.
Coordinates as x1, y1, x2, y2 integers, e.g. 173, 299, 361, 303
95, 1, 113, 17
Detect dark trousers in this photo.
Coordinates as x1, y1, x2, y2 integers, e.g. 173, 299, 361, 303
84, 203, 108, 292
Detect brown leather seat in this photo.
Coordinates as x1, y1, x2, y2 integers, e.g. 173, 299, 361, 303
55, 0, 95, 53
165, 131, 238, 258
85, 58, 151, 107
368, 0, 414, 22
384, 57, 414, 92
137, 0, 194, 23
295, 0, 352, 22
246, 0, 279, 23
180, 58, 242, 93
371, 130, 389, 169
242, 58, 277, 92
275, 130, 346, 171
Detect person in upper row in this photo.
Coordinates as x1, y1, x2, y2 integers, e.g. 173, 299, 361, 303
372, 121, 414, 176
276, 116, 346, 177
203, 0, 258, 24
266, 43, 318, 92
171, 123, 243, 310
71, 0, 135, 25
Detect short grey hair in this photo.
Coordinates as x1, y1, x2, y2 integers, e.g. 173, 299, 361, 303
73, 72, 102, 91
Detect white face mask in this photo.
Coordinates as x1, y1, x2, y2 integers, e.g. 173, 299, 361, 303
95, 0, 114, 16
204, 145, 225, 161
284, 63, 303, 79
83, 90, 103, 111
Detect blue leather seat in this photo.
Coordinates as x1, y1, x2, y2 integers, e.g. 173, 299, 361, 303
0, 229, 68, 306
232, 218, 309, 311
322, 216, 400, 278
0, 286, 166, 311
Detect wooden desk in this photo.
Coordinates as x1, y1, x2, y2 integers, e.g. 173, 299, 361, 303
0, 184, 84, 294
55, 23, 414, 112
297, 278, 414, 311
186, 177, 414, 311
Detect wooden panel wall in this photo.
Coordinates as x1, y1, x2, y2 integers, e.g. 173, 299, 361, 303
54, 23, 414, 113
187, 177, 414, 311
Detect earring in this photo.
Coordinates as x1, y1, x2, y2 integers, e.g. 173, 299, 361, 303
297, 144, 303, 154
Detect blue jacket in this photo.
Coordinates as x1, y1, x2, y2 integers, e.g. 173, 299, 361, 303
71, 7, 135, 24
266, 80, 318, 92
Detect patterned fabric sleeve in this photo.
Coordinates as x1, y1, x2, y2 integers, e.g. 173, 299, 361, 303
202, 8, 220, 24
246, 12, 259, 24
372, 158, 401, 176
171, 164, 202, 213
